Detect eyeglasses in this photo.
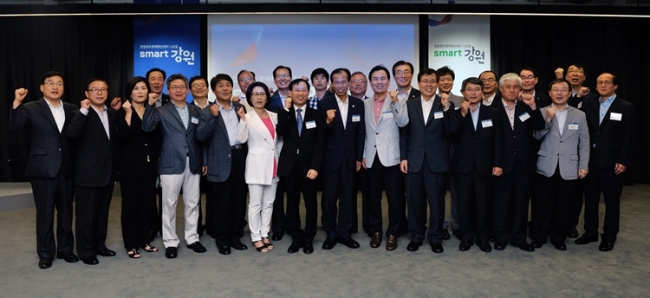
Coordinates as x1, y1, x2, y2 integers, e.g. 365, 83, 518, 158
568, 70, 584, 74
169, 85, 186, 91
275, 74, 291, 79
239, 77, 254, 83
551, 88, 569, 92
251, 92, 266, 98
464, 88, 482, 93
520, 75, 535, 80
395, 70, 411, 76
88, 88, 107, 94
481, 78, 496, 83
351, 80, 366, 85
596, 81, 613, 86
191, 83, 206, 88
44, 81, 63, 87
371, 77, 388, 82
419, 80, 436, 85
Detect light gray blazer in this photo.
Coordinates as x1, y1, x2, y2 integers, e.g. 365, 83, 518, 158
363, 96, 408, 168
534, 105, 589, 180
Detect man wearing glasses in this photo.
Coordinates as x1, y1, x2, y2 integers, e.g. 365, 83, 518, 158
233, 70, 255, 112
479, 70, 500, 106
392, 60, 420, 100
519, 67, 552, 108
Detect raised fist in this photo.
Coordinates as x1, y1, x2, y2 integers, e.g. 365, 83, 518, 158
389, 90, 398, 103
110, 97, 122, 111
555, 67, 564, 79
460, 100, 470, 116
326, 109, 337, 124
209, 103, 220, 117
148, 93, 158, 106
236, 106, 246, 119
122, 100, 132, 113
578, 87, 590, 97
284, 96, 293, 110
546, 107, 556, 122
14, 88, 28, 102
80, 99, 90, 110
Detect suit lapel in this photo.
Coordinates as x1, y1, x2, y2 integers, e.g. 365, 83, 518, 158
425, 96, 440, 127
88, 107, 110, 141
600, 97, 621, 128
37, 98, 60, 134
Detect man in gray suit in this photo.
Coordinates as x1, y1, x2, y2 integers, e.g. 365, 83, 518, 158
530, 78, 589, 251
142, 73, 206, 259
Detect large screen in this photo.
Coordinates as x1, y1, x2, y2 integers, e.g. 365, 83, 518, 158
208, 15, 419, 98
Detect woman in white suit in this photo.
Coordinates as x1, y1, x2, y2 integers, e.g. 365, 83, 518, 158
237, 82, 283, 252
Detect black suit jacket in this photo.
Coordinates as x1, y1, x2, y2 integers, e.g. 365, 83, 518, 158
408, 87, 421, 100
276, 106, 324, 177
8, 98, 77, 178
582, 95, 635, 168
66, 106, 118, 187
494, 101, 545, 174
535, 92, 552, 108
453, 104, 503, 176
399, 95, 457, 173
317, 95, 365, 172
116, 107, 161, 177
568, 92, 598, 109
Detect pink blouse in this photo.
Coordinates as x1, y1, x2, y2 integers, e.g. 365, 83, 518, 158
261, 117, 277, 177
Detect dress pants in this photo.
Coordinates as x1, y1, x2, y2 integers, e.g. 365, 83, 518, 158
531, 167, 574, 243
285, 161, 318, 242
406, 156, 447, 244
120, 169, 156, 249
160, 157, 200, 248
493, 157, 531, 244
568, 179, 584, 230
456, 169, 489, 242
212, 147, 247, 247
367, 155, 404, 237
583, 164, 624, 242
321, 161, 355, 239
248, 177, 279, 242
197, 174, 214, 235
75, 183, 114, 260
30, 173, 74, 259
444, 145, 460, 232
353, 167, 369, 234
271, 179, 286, 233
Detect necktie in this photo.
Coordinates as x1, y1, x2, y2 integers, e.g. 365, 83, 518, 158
296, 108, 303, 137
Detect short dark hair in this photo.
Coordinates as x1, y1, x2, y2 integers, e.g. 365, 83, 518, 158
479, 70, 498, 79
245, 81, 271, 107
85, 78, 108, 90
518, 67, 537, 78
189, 75, 208, 89
41, 71, 64, 84
237, 70, 256, 80
437, 66, 455, 80
209, 74, 233, 91
330, 68, 351, 82
461, 77, 484, 91
146, 68, 166, 80
568, 63, 585, 74
369, 65, 391, 81
289, 78, 310, 91
166, 73, 188, 89
310, 68, 329, 82
417, 68, 438, 82
124, 76, 150, 100
392, 60, 414, 76
273, 65, 292, 78
548, 78, 571, 91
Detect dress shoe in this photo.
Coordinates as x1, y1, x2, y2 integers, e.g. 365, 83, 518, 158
575, 234, 598, 245
97, 249, 116, 257
338, 236, 360, 249
459, 240, 473, 251
230, 241, 248, 250
551, 241, 567, 251
165, 247, 178, 259
82, 257, 99, 265
442, 229, 450, 240
407, 240, 422, 252
271, 230, 285, 241
599, 241, 615, 252
511, 241, 535, 252
287, 241, 302, 254
530, 240, 545, 248
38, 258, 53, 269
187, 242, 207, 253
478, 241, 492, 253
57, 253, 79, 263
217, 245, 231, 255
386, 235, 398, 251
568, 228, 579, 239
494, 241, 507, 251
322, 237, 337, 250
303, 242, 314, 254
369, 232, 382, 248
430, 242, 444, 254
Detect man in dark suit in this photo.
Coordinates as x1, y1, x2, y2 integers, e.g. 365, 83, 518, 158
8, 71, 78, 269
492, 73, 545, 252
318, 68, 365, 250
277, 79, 324, 255
66, 78, 118, 265
519, 67, 552, 108
392, 60, 421, 100
147, 68, 170, 107
479, 70, 501, 106
196, 74, 248, 255
142, 73, 206, 259
576, 73, 635, 252
398, 68, 457, 253
453, 77, 503, 253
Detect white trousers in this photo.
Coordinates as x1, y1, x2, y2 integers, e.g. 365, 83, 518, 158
160, 157, 200, 248
248, 177, 278, 242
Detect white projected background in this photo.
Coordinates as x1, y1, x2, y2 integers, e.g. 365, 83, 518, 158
429, 15, 491, 95
208, 15, 419, 98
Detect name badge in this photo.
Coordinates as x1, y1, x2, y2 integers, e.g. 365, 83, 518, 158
352, 114, 361, 122
610, 112, 622, 121
382, 111, 394, 119
568, 123, 578, 130
519, 112, 531, 122
191, 117, 199, 124
481, 119, 493, 128
434, 111, 444, 119
305, 120, 316, 129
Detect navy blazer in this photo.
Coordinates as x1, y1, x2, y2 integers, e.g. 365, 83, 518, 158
276, 106, 325, 177
142, 102, 202, 175
494, 101, 545, 174
318, 95, 365, 172
453, 104, 503, 176
582, 95, 635, 168
266, 92, 285, 114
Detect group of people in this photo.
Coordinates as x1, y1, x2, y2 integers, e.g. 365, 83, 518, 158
9, 61, 634, 270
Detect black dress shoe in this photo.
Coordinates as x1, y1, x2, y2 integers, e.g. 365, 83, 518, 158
407, 241, 422, 252
599, 240, 615, 252
271, 230, 285, 241
459, 240, 473, 251
38, 258, 53, 269
187, 242, 207, 253
478, 241, 492, 253
575, 234, 598, 245
568, 228, 579, 239
230, 241, 248, 250
322, 237, 337, 250
511, 241, 535, 252
165, 247, 178, 259
530, 240, 545, 248
217, 245, 231, 255
288, 241, 302, 254
442, 229, 451, 240
97, 249, 116, 257
552, 241, 567, 251
338, 236, 360, 249
303, 242, 314, 254
494, 241, 507, 251
57, 253, 79, 263
82, 257, 99, 265
430, 242, 444, 254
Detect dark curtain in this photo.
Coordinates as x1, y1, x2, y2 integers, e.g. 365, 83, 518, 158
0, 16, 133, 182
491, 16, 650, 184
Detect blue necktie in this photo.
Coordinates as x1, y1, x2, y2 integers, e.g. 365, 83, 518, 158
296, 108, 303, 137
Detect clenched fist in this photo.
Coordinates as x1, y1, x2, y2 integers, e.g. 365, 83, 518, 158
555, 67, 564, 79
389, 90, 398, 103
460, 100, 470, 116
326, 109, 337, 124
210, 103, 220, 117
123, 100, 132, 113
13, 88, 28, 109
236, 106, 246, 119
80, 99, 90, 110
546, 106, 556, 122
110, 97, 122, 111
148, 93, 158, 106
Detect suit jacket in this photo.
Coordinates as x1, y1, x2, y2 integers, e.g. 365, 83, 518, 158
66, 106, 117, 187
568, 92, 597, 109
453, 104, 503, 176
535, 92, 552, 108
236, 110, 282, 185
196, 101, 245, 182
317, 95, 365, 172
9, 98, 77, 178
142, 102, 202, 175
494, 100, 545, 174
116, 107, 161, 177
398, 95, 457, 173
276, 106, 324, 177
363, 96, 408, 168
581, 95, 635, 168
408, 87, 421, 100
449, 93, 465, 110
157, 93, 170, 107
534, 106, 590, 180
266, 91, 285, 114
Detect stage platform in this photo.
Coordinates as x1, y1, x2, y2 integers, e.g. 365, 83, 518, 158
0, 182, 34, 212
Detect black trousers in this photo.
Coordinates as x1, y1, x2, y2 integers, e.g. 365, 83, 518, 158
568, 179, 584, 230
120, 170, 156, 249
353, 166, 369, 234
531, 168, 575, 243
493, 157, 532, 244
406, 157, 447, 244
75, 183, 114, 260
284, 161, 318, 242
366, 155, 404, 237
583, 165, 624, 242
321, 162, 355, 239
30, 173, 74, 259
456, 169, 490, 242
211, 147, 247, 247
197, 174, 214, 235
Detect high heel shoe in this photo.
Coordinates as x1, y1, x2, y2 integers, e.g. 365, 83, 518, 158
127, 248, 141, 259
262, 237, 274, 250
253, 241, 268, 253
